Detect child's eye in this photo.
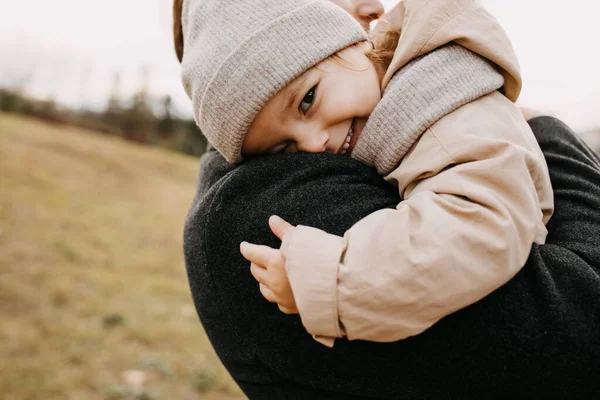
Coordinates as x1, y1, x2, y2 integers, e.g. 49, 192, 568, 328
299, 86, 317, 114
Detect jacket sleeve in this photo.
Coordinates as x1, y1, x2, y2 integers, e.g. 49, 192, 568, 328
282, 92, 553, 345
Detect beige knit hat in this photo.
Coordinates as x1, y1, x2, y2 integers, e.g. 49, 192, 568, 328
181, 0, 368, 163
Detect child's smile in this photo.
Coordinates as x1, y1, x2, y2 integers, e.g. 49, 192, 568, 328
242, 41, 380, 157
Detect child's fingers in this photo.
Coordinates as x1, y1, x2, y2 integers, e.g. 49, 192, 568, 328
259, 283, 277, 303
250, 263, 269, 285
240, 241, 278, 266
269, 215, 295, 241
278, 305, 298, 315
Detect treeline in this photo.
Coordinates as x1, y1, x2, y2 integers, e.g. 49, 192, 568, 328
2, 87, 599, 159
0, 87, 207, 157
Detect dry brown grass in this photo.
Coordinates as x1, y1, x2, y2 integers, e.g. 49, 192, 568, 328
0, 113, 243, 399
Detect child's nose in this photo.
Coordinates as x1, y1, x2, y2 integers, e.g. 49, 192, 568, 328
299, 132, 328, 153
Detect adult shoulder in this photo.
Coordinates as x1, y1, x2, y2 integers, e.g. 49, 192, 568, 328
184, 121, 600, 398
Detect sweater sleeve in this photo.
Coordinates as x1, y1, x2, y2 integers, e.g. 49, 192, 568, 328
282, 92, 553, 343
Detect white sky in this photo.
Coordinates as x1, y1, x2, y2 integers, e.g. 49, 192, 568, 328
0, 0, 598, 131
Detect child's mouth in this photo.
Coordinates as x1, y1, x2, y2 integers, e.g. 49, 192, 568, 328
340, 118, 361, 156
339, 119, 355, 155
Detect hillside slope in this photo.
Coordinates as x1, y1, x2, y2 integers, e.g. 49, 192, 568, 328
0, 113, 241, 399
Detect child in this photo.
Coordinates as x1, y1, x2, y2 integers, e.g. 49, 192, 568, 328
180, 0, 553, 346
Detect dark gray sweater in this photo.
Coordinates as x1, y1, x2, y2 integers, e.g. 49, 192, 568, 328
183, 117, 600, 399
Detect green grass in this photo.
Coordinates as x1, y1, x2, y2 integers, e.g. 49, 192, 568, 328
0, 112, 244, 400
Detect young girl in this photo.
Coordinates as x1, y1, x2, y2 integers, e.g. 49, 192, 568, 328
180, 0, 553, 346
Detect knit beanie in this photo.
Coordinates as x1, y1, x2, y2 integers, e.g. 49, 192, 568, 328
181, 0, 368, 163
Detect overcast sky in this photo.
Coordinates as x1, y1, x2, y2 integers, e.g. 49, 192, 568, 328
0, 0, 598, 131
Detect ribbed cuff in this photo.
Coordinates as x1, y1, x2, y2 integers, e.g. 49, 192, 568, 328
353, 44, 504, 175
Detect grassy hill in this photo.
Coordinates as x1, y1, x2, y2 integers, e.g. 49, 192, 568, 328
0, 113, 242, 399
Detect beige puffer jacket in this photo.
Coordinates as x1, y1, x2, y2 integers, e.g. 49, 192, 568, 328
281, 0, 554, 346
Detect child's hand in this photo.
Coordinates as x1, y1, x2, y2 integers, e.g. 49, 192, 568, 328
240, 216, 299, 315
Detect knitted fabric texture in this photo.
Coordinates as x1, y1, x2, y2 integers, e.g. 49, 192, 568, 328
352, 44, 505, 175
181, 0, 367, 163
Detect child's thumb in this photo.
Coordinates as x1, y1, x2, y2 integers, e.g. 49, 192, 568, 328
269, 215, 295, 240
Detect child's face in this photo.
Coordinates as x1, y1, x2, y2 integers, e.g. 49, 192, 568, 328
242, 41, 381, 157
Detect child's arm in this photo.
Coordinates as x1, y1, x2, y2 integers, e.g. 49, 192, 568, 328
249, 90, 553, 346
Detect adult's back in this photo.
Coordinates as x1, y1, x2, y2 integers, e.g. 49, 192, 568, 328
184, 117, 600, 399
